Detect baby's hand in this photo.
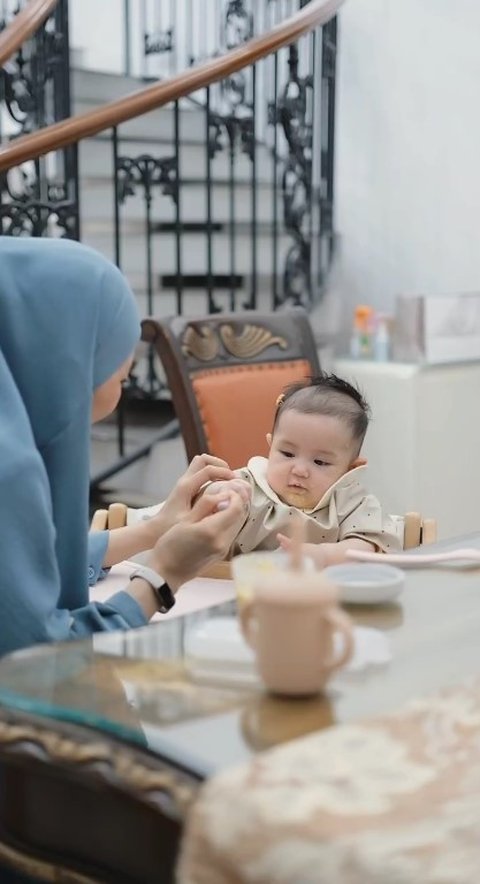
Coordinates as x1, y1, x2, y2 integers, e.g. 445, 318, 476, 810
203, 478, 251, 510
277, 534, 328, 569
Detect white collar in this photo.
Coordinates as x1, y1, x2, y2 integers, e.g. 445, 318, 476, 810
246, 456, 368, 514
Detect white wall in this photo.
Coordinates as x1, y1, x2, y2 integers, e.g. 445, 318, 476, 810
70, 0, 126, 73
335, 0, 480, 318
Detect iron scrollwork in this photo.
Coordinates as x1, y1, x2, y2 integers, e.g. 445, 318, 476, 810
116, 154, 177, 207
0, 0, 79, 239
221, 0, 253, 117
270, 42, 314, 307
1, 196, 79, 238
204, 1, 256, 313
144, 28, 174, 57
319, 17, 338, 270
208, 0, 255, 161
116, 153, 178, 398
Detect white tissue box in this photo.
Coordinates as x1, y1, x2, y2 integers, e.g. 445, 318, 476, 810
394, 292, 480, 364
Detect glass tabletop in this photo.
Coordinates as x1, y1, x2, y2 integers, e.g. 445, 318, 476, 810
0, 537, 480, 778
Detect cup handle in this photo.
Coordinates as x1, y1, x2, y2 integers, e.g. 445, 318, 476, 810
323, 607, 354, 674
239, 600, 257, 650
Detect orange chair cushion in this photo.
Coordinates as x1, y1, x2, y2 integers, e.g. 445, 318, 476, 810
191, 360, 312, 469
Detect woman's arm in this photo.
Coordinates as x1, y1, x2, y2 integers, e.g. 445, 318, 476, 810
100, 454, 240, 568
125, 486, 249, 619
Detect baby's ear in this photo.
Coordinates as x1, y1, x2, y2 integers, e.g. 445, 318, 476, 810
350, 456, 367, 469
266, 432, 272, 448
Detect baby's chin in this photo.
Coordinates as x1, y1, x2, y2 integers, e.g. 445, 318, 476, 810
275, 486, 318, 510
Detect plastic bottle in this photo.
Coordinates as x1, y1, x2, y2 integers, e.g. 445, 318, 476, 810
350, 305, 374, 359
373, 314, 391, 361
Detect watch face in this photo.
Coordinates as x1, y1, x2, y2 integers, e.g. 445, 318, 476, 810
130, 568, 175, 612
156, 582, 176, 612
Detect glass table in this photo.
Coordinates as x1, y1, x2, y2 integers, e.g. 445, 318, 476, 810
0, 532, 480, 780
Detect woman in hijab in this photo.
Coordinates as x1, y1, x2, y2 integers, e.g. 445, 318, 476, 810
0, 236, 247, 656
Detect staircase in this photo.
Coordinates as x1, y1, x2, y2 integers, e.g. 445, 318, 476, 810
73, 66, 288, 320
0, 0, 341, 503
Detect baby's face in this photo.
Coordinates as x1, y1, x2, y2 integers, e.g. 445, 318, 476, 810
266, 409, 358, 510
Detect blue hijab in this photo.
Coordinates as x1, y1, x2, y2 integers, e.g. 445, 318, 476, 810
0, 237, 144, 654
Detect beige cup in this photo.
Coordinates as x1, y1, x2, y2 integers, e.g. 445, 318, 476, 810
231, 550, 314, 610
239, 573, 354, 696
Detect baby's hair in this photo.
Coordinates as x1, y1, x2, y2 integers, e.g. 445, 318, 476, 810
273, 373, 371, 455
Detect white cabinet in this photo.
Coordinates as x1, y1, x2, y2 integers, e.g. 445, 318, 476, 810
334, 359, 480, 539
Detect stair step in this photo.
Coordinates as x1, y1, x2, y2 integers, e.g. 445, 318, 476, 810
78, 136, 275, 184
72, 66, 207, 108
72, 67, 163, 104
81, 224, 290, 277
73, 98, 208, 142
80, 177, 282, 226
129, 288, 278, 320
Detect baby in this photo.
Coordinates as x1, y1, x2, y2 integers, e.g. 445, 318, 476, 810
205, 373, 402, 567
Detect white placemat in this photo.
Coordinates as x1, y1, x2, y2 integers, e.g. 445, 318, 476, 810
90, 561, 236, 621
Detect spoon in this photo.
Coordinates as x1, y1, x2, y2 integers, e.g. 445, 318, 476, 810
346, 547, 480, 568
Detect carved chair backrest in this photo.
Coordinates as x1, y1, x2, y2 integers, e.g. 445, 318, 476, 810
142, 308, 320, 468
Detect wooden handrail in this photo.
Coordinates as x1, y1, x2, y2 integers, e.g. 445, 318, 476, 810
0, 0, 59, 69
0, 0, 344, 173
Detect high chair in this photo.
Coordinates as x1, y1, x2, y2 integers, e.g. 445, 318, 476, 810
90, 505, 437, 578
141, 307, 320, 469
402, 512, 437, 549
90, 502, 129, 532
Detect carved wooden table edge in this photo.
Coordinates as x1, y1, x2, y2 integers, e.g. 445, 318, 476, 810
0, 837, 98, 883
0, 705, 201, 814
0, 704, 203, 882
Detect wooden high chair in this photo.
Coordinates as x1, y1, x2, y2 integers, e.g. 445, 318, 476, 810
403, 512, 437, 549
90, 502, 129, 532
141, 307, 320, 469
90, 505, 438, 578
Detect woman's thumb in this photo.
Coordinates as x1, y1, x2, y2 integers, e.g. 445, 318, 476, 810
190, 490, 241, 522
189, 492, 223, 522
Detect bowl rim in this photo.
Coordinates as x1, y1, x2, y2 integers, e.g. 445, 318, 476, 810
323, 562, 405, 587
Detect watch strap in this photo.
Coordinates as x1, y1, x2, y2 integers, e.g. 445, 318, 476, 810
129, 564, 176, 613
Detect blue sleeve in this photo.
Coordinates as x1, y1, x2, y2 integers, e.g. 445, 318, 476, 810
0, 394, 149, 654
87, 530, 110, 585
68, 591, 148, 638
0, 508, 149, 655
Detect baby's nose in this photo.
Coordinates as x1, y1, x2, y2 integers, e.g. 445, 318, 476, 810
292, 460, 309, 476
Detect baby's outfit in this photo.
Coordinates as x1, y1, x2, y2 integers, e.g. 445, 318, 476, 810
231, 456, 403, 556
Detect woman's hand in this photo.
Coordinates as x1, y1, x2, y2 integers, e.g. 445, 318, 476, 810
145, 454, 238, 544
202, 477, 251, 507
148, 486, 250, 591
101, 455, 241, 570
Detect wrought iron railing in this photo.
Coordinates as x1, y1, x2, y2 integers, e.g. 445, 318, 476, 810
116, 1, 338, 312
0, 0, 343, 495
0, 0, 78, 236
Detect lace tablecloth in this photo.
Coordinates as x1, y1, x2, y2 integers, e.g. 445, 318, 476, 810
178, 679, 480, 883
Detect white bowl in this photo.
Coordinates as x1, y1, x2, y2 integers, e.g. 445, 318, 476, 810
323, 563, 405, 605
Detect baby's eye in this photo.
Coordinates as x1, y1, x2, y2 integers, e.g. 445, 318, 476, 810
280, 450, 294, 458
314, 459, 329, 467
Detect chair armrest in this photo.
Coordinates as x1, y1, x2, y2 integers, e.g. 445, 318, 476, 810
199, 561, 232, 580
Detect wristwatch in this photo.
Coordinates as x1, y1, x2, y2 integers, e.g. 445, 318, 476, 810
129, 564, 176, 614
